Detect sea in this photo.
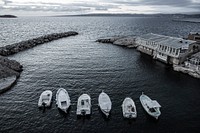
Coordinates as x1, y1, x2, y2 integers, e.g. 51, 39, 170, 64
0, 16, 200, 133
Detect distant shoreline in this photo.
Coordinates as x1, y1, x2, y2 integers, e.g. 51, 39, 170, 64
52, 13, 200, 18
173, 18, 200, 23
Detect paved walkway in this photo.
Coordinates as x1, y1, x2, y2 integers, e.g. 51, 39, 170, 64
0, 76, 17, 93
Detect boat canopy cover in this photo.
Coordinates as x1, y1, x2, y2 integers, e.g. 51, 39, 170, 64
42, 95, 50, 100
146, 100, 161, 108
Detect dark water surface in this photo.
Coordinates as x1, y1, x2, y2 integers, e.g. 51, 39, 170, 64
0, 17, 200, 133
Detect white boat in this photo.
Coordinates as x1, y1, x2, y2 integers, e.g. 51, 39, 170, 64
76, 94, 91, 116
56, 88, 71, 113
122, 97, 137, 118
98, 91, 112, 117
38, 90, 52, 108
140, 92, 161, 119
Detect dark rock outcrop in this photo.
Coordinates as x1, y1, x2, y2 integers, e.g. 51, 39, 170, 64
96, 36, 138, 48
96, 37, 122, 44
0, 31, 78, 56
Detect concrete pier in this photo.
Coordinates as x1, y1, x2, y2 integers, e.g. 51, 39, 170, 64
0, 76, 17, 94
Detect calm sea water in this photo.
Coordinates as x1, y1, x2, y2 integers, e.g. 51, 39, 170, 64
0, 17, 200, 133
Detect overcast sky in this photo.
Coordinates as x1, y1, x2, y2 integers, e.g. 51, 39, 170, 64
0, 0, 200, 16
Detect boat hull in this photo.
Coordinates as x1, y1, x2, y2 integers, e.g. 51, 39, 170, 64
56, 88, 71, 113
38, 90, 52, 108
140, 94, 161, 119
98, 91, 112, 117
122, 97, 137, 119
77, 94, 91, 116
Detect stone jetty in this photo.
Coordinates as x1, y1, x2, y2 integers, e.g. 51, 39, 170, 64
96, 36, 138, 48
0, 31, 78, 56
0, 31, 78, 93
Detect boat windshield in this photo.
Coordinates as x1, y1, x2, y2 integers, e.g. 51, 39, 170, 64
149, 108, 156, 112
131, 107, 135, 112
81, 100, 84, 105
61, 101, 67, 107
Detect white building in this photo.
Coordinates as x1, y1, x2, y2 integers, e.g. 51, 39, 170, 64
136, 33, 197, 65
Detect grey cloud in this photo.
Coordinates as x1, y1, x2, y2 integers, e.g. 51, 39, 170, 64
0, 0, 199, 14
100, 0, 200, 13
2, 0, 12, 5
0, 4, 91, 12
39, 2, 118, 11
0, 1, 119, 13
101, 0, 199, 8
95, 7, 108, 11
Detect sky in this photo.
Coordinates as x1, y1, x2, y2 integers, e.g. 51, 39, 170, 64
0, 0, 200, 16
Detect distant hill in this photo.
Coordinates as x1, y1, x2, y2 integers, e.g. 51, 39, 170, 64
55, 13, 162, 17
0, 15, 17, 18
54, 13, 200, 18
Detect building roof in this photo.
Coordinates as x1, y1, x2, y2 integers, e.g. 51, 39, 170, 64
139, 33, 196, 49
192, 52, 200, 59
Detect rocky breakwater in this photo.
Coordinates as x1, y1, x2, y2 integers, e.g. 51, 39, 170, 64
0, 31, 78, 56
0, 31, 78, 93
96, 36, 138, 48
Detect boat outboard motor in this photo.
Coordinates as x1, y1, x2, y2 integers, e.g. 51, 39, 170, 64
42, 102, 46, 113
42, 102, 46, 107
81, 110, 86, 115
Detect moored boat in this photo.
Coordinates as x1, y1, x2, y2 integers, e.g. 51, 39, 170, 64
98, 91, 112, 117
140, 92, 161, 119
56, 88, 71, 113
76, 94, 91, 116
122, 97, 137, 118
38, 90, 52, 108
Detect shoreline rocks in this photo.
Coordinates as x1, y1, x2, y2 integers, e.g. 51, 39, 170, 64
173, 65, 200, 79
96, 36, 138, 48
0, 31, 78, 56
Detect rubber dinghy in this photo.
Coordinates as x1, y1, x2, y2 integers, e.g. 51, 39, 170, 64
76, 94, 91, 116
122, 97, 137, 118
56, 88, 71, 113
140, 92, 161, 119
98, 91, 112, 117
38, 90, 52, 108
